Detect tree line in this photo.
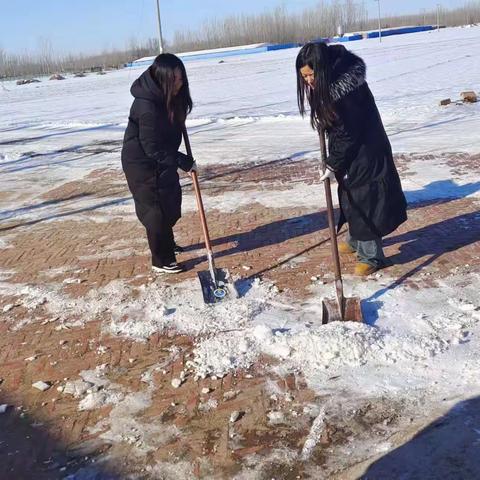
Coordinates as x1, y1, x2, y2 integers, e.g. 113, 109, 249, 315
1, 1, 480, 79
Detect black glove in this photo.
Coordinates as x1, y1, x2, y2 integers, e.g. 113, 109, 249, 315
176, 152, 194, 172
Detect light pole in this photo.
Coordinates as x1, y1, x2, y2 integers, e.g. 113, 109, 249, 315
374, 0, 382, 42
436, 3, 440, 31
155, 0, 164, 54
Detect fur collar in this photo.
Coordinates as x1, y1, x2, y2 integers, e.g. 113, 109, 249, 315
328, 45, 366, 101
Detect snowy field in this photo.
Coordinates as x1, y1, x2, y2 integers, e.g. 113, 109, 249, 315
1, 25, 480, 478
1, 25, 480, 216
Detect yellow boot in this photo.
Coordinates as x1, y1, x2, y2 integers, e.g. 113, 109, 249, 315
354, 262, 378, 276
338, 241, 356, 255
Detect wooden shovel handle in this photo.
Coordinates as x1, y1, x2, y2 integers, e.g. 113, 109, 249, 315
318, 129, 343, 284
182, 125, 213, 254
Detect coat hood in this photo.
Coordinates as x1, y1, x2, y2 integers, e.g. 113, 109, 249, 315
328, 44, 366, 101
130, 68, 164, 102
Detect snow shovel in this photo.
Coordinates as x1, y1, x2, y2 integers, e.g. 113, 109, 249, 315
182, 125, 236, 304
318, 129, 363, 323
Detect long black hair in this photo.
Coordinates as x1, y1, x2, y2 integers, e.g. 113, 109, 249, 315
149, 53, 193, 124
296, 42, 337, 130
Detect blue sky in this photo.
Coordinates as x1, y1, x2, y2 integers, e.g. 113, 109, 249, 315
0, 0, 468, 54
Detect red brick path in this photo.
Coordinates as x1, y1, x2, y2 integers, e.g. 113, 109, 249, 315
0, 153, 479, 478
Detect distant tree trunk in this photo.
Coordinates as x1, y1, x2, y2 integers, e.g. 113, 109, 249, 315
1, 1, 480, 78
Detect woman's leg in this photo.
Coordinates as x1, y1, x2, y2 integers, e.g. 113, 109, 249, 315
356, 237, 387, 267
146, 222, 176, 267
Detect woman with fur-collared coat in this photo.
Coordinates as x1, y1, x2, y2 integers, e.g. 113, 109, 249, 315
296, 42, 407, 276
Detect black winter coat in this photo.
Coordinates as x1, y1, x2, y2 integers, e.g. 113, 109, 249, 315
121, 69, 193, 228
325, 45, 407, 241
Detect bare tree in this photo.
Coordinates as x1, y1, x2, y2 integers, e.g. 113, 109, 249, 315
169, 0, 480, 52
2, 1, 480, 79
38, 37, 55, 74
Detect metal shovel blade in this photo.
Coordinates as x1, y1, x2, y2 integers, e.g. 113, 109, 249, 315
321, 296, 363, 324
197, 268, 238, 304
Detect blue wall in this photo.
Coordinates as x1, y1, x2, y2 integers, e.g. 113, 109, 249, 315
126, 42, 301, 68
367, 25, 434, 39
335, 34, 363, 42
126, 27, 436, 68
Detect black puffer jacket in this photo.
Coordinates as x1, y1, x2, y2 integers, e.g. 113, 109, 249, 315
325, 44, 407, 241
121, 69, 193, 227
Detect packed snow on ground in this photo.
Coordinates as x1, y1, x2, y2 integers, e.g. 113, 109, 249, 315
1, 26, 479, 221
3, 268, 479, 401
2, 25, 480, 471
3, 265, 480, 472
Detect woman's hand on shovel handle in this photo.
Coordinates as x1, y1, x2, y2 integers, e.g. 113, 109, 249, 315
188, 161, 198, 177
177, 152, 195, 172
320, 168, 335, 182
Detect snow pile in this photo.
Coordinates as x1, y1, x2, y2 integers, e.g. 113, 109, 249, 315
107, 277, 278, 340
3, 271, 479, 392
0, 279, 131, 328
272, 322, 444, 366
192, 318, 446, 379
193, 330, 260, 376
144, 461, 195, 480
0, 274, 278, 336
191, 273, 480, 386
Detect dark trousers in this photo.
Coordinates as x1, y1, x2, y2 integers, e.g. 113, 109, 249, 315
146, 223, 175, 267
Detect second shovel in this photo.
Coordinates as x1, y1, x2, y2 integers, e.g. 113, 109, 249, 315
318, 128, 363, 323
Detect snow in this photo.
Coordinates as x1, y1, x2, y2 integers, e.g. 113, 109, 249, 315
301, 406, 327, 460
191, 272, 480, 391
1, 26, 480, 222
233, 448, 298, 480
83, 352, 182, 457
133, 43, 270, 64
1, 25, 480, 472
4, 267, 479, 399
32, 380, 51, 392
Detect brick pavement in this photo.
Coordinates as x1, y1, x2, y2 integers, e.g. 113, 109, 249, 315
0, 153, 479, 478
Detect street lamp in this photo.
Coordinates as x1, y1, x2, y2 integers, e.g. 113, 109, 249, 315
155, 0, 164, 54
374, 0, 382, 42
436, 4, 441, 31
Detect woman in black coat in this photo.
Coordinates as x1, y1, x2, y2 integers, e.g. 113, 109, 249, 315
296, 42, 407, 276
122, 54, 195, 274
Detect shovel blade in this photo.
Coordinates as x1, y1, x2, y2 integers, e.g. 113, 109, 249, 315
321, 296, 363, 324
197, 268, 237, 304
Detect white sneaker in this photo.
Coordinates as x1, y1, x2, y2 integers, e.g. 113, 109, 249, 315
152, 262, 184, 274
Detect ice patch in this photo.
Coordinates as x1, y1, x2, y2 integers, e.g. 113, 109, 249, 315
233, 447, 298, 480
0, 236, 14, 249
181, 183, 327, 212
145, 461, 195, 480
301, 406, 327, 460
97, 390, 179, 453
77, 365, 124, 411
85, 352, 182, 455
